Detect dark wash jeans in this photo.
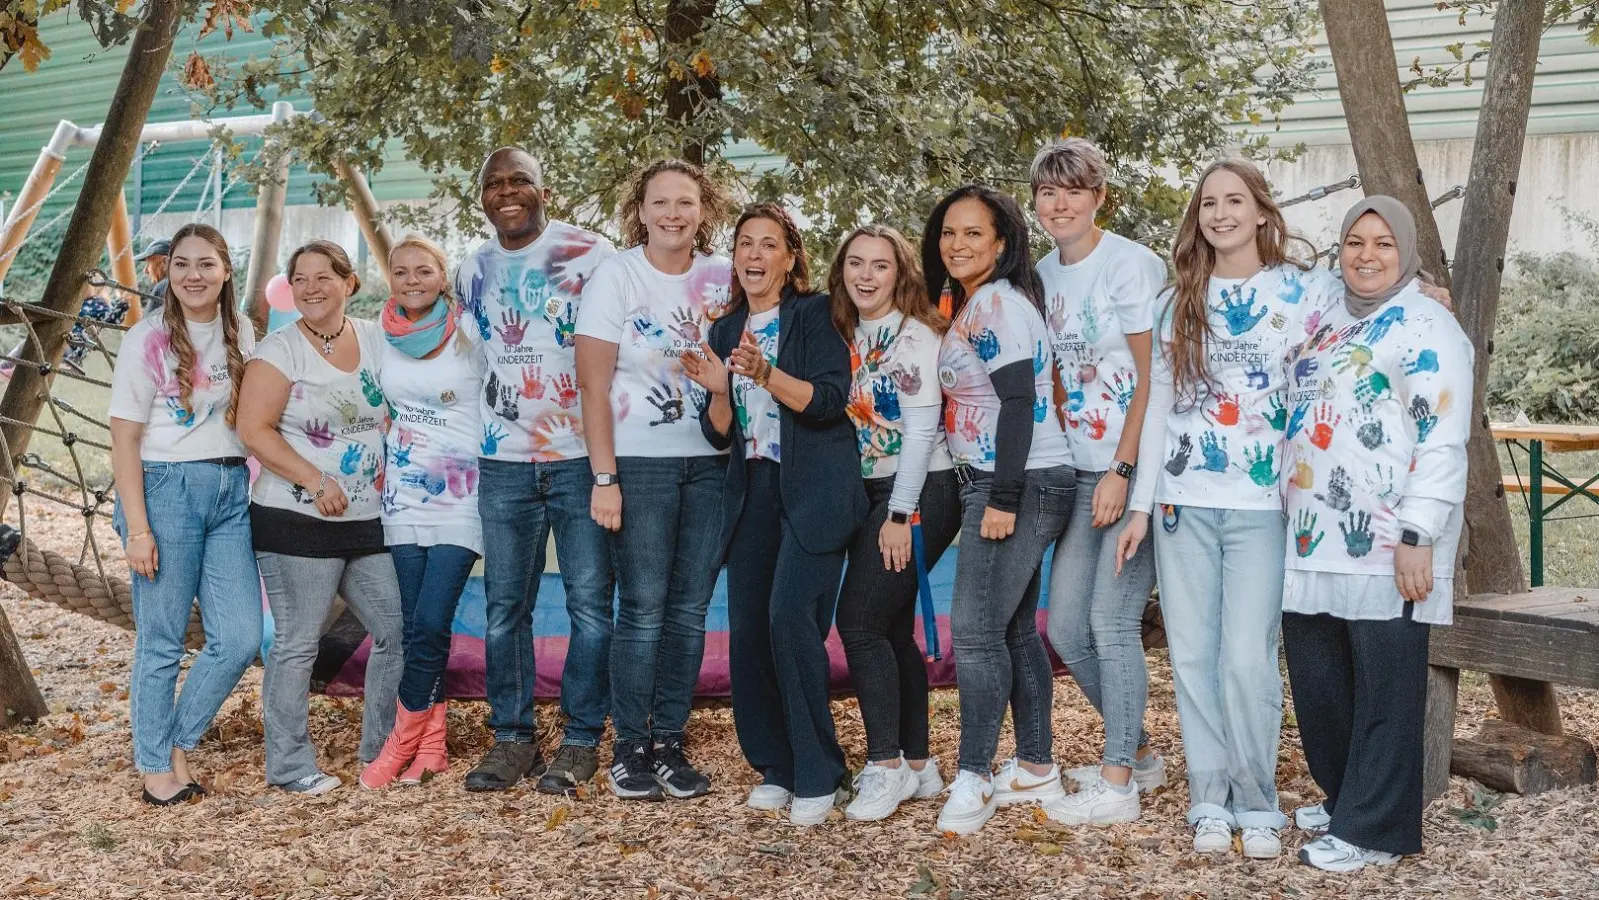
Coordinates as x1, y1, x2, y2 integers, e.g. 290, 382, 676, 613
836, 469, 962, 762
478, 457, 614, 747
607, 454, 726, 745
726, 459, 848, 798
950, 465, 1074, 774
390, 542, 479, 712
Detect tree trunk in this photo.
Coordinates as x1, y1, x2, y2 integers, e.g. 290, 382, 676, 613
663, 0, 721, 166
1452, 719, 1596, 794
0, 599, 46, 727
1318, 0, 1452, 288
0, 0, 185, 729
1450, 0, 1544, 600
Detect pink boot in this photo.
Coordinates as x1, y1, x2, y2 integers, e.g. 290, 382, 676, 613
397, 702, 448, 786
360, 702, 430, 789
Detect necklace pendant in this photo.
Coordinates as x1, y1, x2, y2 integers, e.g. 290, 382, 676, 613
322, 340, 334, 356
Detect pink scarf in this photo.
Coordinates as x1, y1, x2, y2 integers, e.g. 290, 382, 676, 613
381, 295, 457, 358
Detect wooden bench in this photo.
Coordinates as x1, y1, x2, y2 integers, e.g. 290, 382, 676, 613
1425, 587, 1599, 798
1501, 475, 1572, 496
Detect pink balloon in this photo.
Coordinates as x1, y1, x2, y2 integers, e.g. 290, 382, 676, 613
265, 273, 295, 312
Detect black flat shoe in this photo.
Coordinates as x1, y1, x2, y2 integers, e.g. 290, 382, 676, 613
141, 784, 198, 807
186, 782, 207, 796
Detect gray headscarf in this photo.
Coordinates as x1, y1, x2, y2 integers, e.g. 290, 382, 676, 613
1338, 195, 1421, 318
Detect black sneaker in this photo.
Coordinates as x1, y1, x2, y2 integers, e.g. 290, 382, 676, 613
652, 738, 711, 799
607, 741, 664, 801
464, 740, 546, 792
537, 744, 599, 795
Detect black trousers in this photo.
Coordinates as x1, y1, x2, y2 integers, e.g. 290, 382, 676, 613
726, 460, 847, 798
836, 470, 961, 762
1282, 606, 1429, 855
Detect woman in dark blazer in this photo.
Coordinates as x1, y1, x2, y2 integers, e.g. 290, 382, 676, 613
682, 203, 868, 826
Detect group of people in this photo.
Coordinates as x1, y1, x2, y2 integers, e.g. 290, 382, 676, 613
108, 138, 1473, 874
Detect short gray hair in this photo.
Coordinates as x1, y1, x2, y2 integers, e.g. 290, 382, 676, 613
1029, 138, 1108, 195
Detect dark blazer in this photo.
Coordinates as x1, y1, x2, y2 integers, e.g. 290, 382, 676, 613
701, 288, 868, 558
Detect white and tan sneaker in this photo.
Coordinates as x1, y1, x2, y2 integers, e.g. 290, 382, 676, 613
990, 758, 1066, 807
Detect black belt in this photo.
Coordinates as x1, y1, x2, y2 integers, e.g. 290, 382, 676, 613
193, 456, 248, 467
954, 464, 984, 486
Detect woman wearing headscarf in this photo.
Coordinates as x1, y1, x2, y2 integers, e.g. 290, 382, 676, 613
1279, 196, 1473, 872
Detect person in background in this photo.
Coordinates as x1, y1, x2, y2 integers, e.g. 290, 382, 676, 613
1280, 196, 1473, 873
107, 223, 258, 806
1027, 139, 1168, 827
137, 238, 172, 314
683, 204, 866, 826
455, 147, 619, 795
575, 158, 732, 802
236, 240, 403, 796
924, 185, 1075, 836
359, 235, 485, 789
829, 224, 956, 822
1117, 159, 1342, 858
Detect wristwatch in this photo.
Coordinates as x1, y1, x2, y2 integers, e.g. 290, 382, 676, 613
593, 473, 620, 487
1110, 460, 1136, 479
1400, 528, 1433, 547
888, 510, 911, 525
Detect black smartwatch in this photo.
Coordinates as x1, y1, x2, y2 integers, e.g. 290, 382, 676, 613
889, 511, 911, 525
593, 473, 619, 487
1110, 460, 1135, 479
1400, 528, 1432, 547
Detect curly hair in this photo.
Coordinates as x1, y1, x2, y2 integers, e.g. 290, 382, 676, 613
160, 223, 250, 427
618, 158, 731, 255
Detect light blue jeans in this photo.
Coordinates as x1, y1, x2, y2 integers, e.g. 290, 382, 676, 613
114, 461, 262, 774
1152, 505, 1287, 829
1046, 470, 1157, 769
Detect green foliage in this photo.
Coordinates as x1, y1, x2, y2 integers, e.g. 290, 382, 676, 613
1489, 250, 1599, 423
1446, 783, 1503, 832
211, 0, 1320, 256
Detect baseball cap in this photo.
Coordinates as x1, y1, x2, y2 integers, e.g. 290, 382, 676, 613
134, 239, 171, 261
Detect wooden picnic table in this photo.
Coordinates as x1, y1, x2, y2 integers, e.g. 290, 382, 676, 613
1491, 422, 1599, 586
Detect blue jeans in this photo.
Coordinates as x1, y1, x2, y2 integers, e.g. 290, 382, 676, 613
115, 461, 261, 774
478, 457, 614, 746
1153, 505, 1287, 829
608, 455, 725, 745
1045, 470, 1157, 768
390, 543, 479, 711
950, 465, 1074, 774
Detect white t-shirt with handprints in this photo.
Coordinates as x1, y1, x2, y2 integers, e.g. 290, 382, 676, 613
250, 319, 388, 521
574, 246, 731, 458
1151, 264, 1342, 510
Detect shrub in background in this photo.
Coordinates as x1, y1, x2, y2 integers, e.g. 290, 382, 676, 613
1488, 250, 1599, 424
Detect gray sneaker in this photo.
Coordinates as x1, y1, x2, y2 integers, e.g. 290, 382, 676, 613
464, 740, 546, 792
537, 744, 599, 795
280, 771, 342, 796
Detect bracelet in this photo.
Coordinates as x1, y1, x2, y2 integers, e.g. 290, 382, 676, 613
753, 358, 773, 388
297, 472, 328, 502
127, 530, 153, 542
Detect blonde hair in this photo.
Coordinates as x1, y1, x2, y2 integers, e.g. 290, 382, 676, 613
1165, 159, 1310, 406
389, 233, 472, 354
162, 223, 249, 427
618, 158, 731, 255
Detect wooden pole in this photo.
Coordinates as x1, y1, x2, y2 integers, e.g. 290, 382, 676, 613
332, 158, 390, 274
242, 101, 295, 338
0, 122, 75, 289
1319, 0, 1452, 289
106, 189, 141, 325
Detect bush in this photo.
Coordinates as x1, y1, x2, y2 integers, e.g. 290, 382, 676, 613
1488, 251, 1599, 423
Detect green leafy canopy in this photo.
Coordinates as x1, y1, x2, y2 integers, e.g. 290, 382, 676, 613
204, 0, 1320, 255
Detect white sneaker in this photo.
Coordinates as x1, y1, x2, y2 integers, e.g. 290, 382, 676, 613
1298, 834, 1401, 872
788, 788, 845, 826
747, 782, 793, 811
1295, 802, 1331, 834
1241, 826, 1282, 859
908, 759, 945, 800
1043, 778, 1140, 826
1064, 751, 1168, 793
1192, 816, 1233, 853
280, 770, 342, 796
990, 758, 1065, 807
935, 770, 996, 835
846, 760, 917, 821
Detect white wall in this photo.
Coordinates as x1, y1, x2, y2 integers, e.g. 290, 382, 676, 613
1261, 132, 1599, 267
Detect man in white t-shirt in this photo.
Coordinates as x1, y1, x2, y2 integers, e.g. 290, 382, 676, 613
458, 148, 618, 796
